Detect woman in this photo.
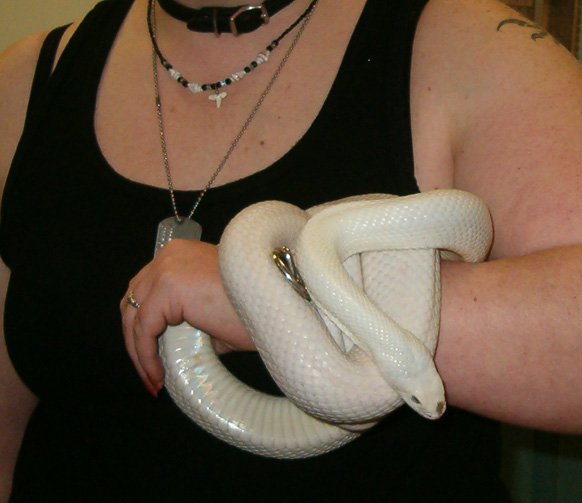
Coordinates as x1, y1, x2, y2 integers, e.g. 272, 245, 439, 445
1, 0, 582, 500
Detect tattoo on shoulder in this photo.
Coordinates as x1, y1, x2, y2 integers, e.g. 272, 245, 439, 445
496, 18, 555, 43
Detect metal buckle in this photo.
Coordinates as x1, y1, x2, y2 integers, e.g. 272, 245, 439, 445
229, 4, 270, 36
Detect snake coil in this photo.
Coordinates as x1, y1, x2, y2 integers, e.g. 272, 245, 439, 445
158, 190, 493, 459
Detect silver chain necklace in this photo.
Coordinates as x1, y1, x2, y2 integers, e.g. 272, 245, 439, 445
152, 0, 319, 253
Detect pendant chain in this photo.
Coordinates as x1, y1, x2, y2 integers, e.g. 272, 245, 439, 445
151, 0, 319, 223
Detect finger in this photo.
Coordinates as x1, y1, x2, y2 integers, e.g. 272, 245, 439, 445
121, 285, 161, 396
132, 308, 166, 390
122, 316, 159, 397
133, 313, 165, 391
121, 257, 188, 393
211, 337, 235, 356
124, 327, 159, 398
120, 259, 154, 303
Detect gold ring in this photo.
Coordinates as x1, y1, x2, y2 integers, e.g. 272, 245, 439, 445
126, 291, 141, 309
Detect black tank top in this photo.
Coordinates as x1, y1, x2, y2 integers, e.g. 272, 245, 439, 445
1, 0, 510, 501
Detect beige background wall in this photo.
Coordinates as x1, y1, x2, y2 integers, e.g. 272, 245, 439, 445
0, 0, 98, 52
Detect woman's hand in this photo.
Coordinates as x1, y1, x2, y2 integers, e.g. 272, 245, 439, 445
121, 239, 254, 396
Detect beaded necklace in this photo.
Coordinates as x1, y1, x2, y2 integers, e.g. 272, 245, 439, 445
147, 0, 318, 108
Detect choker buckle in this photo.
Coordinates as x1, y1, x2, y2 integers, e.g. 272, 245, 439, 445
229, 4, 270, 36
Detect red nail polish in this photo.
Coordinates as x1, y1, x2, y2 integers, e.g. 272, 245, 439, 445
144, 379, 158, 398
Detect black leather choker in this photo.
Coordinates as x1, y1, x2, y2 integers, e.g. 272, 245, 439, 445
157, 0, 297, 35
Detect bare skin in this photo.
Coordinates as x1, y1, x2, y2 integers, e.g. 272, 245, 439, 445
2, 0, 582, 497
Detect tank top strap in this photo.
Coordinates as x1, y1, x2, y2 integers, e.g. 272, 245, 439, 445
25, 25, 68, 119
0, 0, 135, 266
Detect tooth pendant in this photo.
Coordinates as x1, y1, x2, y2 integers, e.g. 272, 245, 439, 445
209, 91, 227, 108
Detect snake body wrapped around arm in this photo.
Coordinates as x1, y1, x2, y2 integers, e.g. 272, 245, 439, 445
159, 190, 493, 458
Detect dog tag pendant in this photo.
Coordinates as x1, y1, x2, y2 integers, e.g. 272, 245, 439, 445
155, 216, 202, 256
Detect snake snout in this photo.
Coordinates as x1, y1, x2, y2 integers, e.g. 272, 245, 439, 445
436, 400, 446, 416
428, 400, 447, 420
404, 393, 446, 420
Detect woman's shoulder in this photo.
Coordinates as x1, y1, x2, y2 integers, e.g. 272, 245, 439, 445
0, 32, 48, 190
411, 0, 582, 256
0, 23, 79, 193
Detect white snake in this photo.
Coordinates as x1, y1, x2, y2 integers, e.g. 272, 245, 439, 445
158, 190, 493, 459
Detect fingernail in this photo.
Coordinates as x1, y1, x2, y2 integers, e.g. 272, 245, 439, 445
144, 379, 158, 398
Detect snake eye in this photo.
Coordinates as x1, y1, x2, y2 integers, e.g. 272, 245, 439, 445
410, 396, 421, 404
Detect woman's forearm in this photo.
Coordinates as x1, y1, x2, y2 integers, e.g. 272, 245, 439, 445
437, 244, 582, 433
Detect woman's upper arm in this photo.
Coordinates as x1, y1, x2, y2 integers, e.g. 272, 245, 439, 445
0, 34, 45, 499
412, 0, 582, 257
0, 32, 50, 185
0, 259, 38, 499
410, 0, 582, 431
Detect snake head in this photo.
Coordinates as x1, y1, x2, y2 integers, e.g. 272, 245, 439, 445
398, 369, 447, 420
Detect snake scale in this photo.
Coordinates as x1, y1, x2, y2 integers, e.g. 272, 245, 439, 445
158, 190, 493, 459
